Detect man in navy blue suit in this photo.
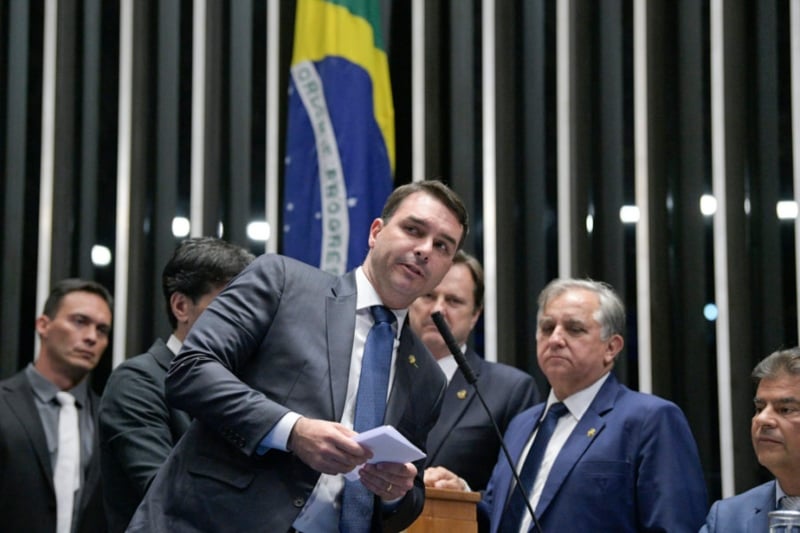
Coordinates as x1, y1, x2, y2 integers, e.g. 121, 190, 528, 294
701, 347, 800, 532
408, 250, 539, 491
479, 278, 707, 532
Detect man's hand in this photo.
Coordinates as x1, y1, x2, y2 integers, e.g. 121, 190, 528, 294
359, 462, 417, 501
287, 417, 372, 475
423, 466, 469, 490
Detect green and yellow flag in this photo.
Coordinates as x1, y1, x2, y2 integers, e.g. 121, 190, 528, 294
282, 0, 395, 274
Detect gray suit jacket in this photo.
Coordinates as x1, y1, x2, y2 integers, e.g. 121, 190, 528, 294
700, 480, 775, 533
0, 370, 107, 533
99, 338, 192, 532
127, 254, 447, 532
424, 349, 539, 490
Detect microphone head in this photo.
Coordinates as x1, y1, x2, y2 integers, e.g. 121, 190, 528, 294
430, 311, 459, 354
430, 311, 477, 385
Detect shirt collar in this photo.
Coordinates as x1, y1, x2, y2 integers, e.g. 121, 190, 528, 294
166, 334, 183, 355
355, 267, 408, 336
25, 362, 90, 407
545, 371, 611, 420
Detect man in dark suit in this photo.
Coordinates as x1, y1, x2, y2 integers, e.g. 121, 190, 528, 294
479, 278, 707, 532
127, 180, 469, 532
0, 278, 113, 533
408, 250, 539, 491
99, 237, 254, 532
701, 346, 800, 532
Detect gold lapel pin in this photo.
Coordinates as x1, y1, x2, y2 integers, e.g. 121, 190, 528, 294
587, 428, 596, 438
408, 355, 418, 368
456, 389, 467, 400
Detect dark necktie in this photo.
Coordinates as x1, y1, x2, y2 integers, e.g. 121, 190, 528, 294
340, 305, 395, 533
499, 402, 569, 533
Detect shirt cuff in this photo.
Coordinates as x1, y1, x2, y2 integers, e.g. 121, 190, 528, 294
256, 412, 302, 454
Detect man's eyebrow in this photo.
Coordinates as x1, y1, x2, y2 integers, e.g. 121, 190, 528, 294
406, 215, 459, 247
754, 397, 800, 405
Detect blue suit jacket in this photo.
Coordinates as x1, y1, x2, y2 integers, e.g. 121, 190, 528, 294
479, 373, 708, 532
127, 254, 447, 532
424, 349, 539, 490
700, 481, 775, 533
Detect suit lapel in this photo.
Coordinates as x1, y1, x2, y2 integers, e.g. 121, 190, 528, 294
747, 481, 774, 532
150, 339, 175, 371
2, 373, 54, 483
494, 404, 544, 528
385, 321, 416, 425
327, 272, 357, 422
425, 351, 482, 463
534, 375, 618, 518
76, 391, 102, 517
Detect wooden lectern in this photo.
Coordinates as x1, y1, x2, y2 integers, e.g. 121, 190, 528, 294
405, 487, 481, 533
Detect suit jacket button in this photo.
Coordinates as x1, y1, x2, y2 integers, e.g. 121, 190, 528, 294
293, 497, 305, 508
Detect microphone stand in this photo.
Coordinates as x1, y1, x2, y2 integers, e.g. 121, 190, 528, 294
431, 312, 544, 533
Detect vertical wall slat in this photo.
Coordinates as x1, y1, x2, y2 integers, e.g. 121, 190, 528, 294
113, 0, 134, 368
229, 0, 253, 248
2, 0, 30, 372
152, 0, 182, 341
265, 1, 280, 254
482, 0, 498, 363
35, 0, 59, 350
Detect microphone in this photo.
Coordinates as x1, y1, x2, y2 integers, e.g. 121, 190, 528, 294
430, 311, 543, 533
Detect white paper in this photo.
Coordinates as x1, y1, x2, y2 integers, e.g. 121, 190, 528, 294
343, 425, 426, 481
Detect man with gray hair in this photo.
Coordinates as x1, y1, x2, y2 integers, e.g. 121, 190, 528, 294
701, 346, 800, 532
479, 278, 707, 532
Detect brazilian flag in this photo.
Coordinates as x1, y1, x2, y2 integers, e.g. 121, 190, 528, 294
282, 0, 395, 274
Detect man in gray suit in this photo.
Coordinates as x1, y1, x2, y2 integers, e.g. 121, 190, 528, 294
127, 180, 469, 532
701, 346, 800, 532
408, 250, 539, 491
99, 237, 254, 532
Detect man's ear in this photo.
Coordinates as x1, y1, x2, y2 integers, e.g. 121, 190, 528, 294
605, 334, 624, 365
35, 315, 50, 338
367, 218, 384, 248
170, 292, 191, 324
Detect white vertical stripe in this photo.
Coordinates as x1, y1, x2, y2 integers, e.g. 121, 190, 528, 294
35, 0, 59, 360
481, 0, 497, 363
266, 1, 280, 254
412, 0, 425, 183
710, 0, 735, 498
556, 0, 572, 277
113, 0, 134, 368
791, 0, 800, 337
633, 0, 652, 394
190, 0, 207, 236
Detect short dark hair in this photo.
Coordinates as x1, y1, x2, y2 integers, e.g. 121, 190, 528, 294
380, 180, 469, 250
43, 279, 114, 318
162, 237, 255, 329
752, 347, 800, 383
452, 250, 484, 311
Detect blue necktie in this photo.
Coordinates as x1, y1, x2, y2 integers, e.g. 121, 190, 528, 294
499, 402, 569, 533
340, 305, 395, 533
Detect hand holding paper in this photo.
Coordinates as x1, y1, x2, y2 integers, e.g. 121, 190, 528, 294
344, 425, 426, 480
